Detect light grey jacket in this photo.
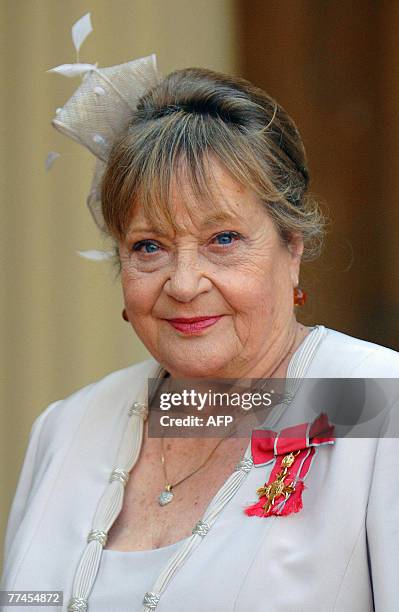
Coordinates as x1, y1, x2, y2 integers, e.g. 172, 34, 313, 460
2, 326, 399, 611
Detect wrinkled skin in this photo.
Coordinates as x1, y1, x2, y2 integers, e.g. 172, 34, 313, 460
118, 156, 306, 380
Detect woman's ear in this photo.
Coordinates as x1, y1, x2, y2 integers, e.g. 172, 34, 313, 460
287, 232, 304, 262
287, 232, 304, 284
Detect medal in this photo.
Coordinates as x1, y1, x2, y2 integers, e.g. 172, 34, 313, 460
246, 413, 335, 517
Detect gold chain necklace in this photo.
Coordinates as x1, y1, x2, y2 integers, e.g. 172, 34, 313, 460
156, 330, 307, 507
158, 436, 229, 506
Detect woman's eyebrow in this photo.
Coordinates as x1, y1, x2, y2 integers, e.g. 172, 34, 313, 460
200, 211, 238, 228
127, 212, 239, 237
127, 225, 171, 237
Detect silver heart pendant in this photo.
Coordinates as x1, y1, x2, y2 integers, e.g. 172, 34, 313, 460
158, 489, 174, 506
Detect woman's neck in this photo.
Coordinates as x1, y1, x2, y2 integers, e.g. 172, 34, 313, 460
264, 322, 311, 379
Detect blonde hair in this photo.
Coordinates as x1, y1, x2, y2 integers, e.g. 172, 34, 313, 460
101, 67, 325, 260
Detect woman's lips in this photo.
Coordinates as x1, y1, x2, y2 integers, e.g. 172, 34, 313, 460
166, 315, 224, 334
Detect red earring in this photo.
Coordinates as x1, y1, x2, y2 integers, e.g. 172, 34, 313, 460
294, 287, 306, 306
122, 308, 129, 322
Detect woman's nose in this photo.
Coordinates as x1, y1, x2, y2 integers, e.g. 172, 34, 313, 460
163, 251, 212, 302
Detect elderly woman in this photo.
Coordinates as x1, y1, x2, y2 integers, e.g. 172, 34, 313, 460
2, 55, 399, 612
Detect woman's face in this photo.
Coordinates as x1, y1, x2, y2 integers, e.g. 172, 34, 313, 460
118, 158, 303, 378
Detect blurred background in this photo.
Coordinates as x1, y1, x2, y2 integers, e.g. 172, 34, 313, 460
1, 0, 399, 567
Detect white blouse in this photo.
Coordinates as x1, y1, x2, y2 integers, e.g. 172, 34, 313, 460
91, 539, 189, 611
2, 325, 399, 611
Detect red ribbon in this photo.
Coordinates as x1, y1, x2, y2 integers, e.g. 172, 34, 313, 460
245, 413, 335, 518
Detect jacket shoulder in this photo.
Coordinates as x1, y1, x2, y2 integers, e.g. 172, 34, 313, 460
2, 358, 160, 570
35, 357, 160, 452
318, 327, 399, 376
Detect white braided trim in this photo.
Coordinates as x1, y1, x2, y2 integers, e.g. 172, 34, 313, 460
67, 396, 146, 609
235, 457, 253, 472
192, 520, 210, 537
142, 591, 161, 609
109, 468, 129, 486
67, 597, 88, 611
287, 325, 325, 379
128, 401, 148, 419
261, 325, 326, 430
87, 529, 107, 546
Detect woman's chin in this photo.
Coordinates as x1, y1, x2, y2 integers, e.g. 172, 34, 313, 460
161, 355, 230, 379
152, 333, 239, 378
168, 365, 219, 379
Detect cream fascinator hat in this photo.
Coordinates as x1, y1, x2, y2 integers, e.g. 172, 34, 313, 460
46, 13, 161, 252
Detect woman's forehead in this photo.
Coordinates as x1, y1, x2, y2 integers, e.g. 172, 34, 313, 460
128, 160, 260, 234
128, 188, 260, 236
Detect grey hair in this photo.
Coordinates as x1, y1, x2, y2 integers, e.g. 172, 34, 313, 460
101, 67, 326, 261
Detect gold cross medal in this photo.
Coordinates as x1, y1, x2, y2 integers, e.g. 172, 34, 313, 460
246, 450, 306, 517
256, 452, 298, 514
246, 413, 336, 518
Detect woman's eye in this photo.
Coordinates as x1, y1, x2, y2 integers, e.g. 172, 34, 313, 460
211, 231, 241, 246
130, 232, 241, 255
132, 240, 160, 254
